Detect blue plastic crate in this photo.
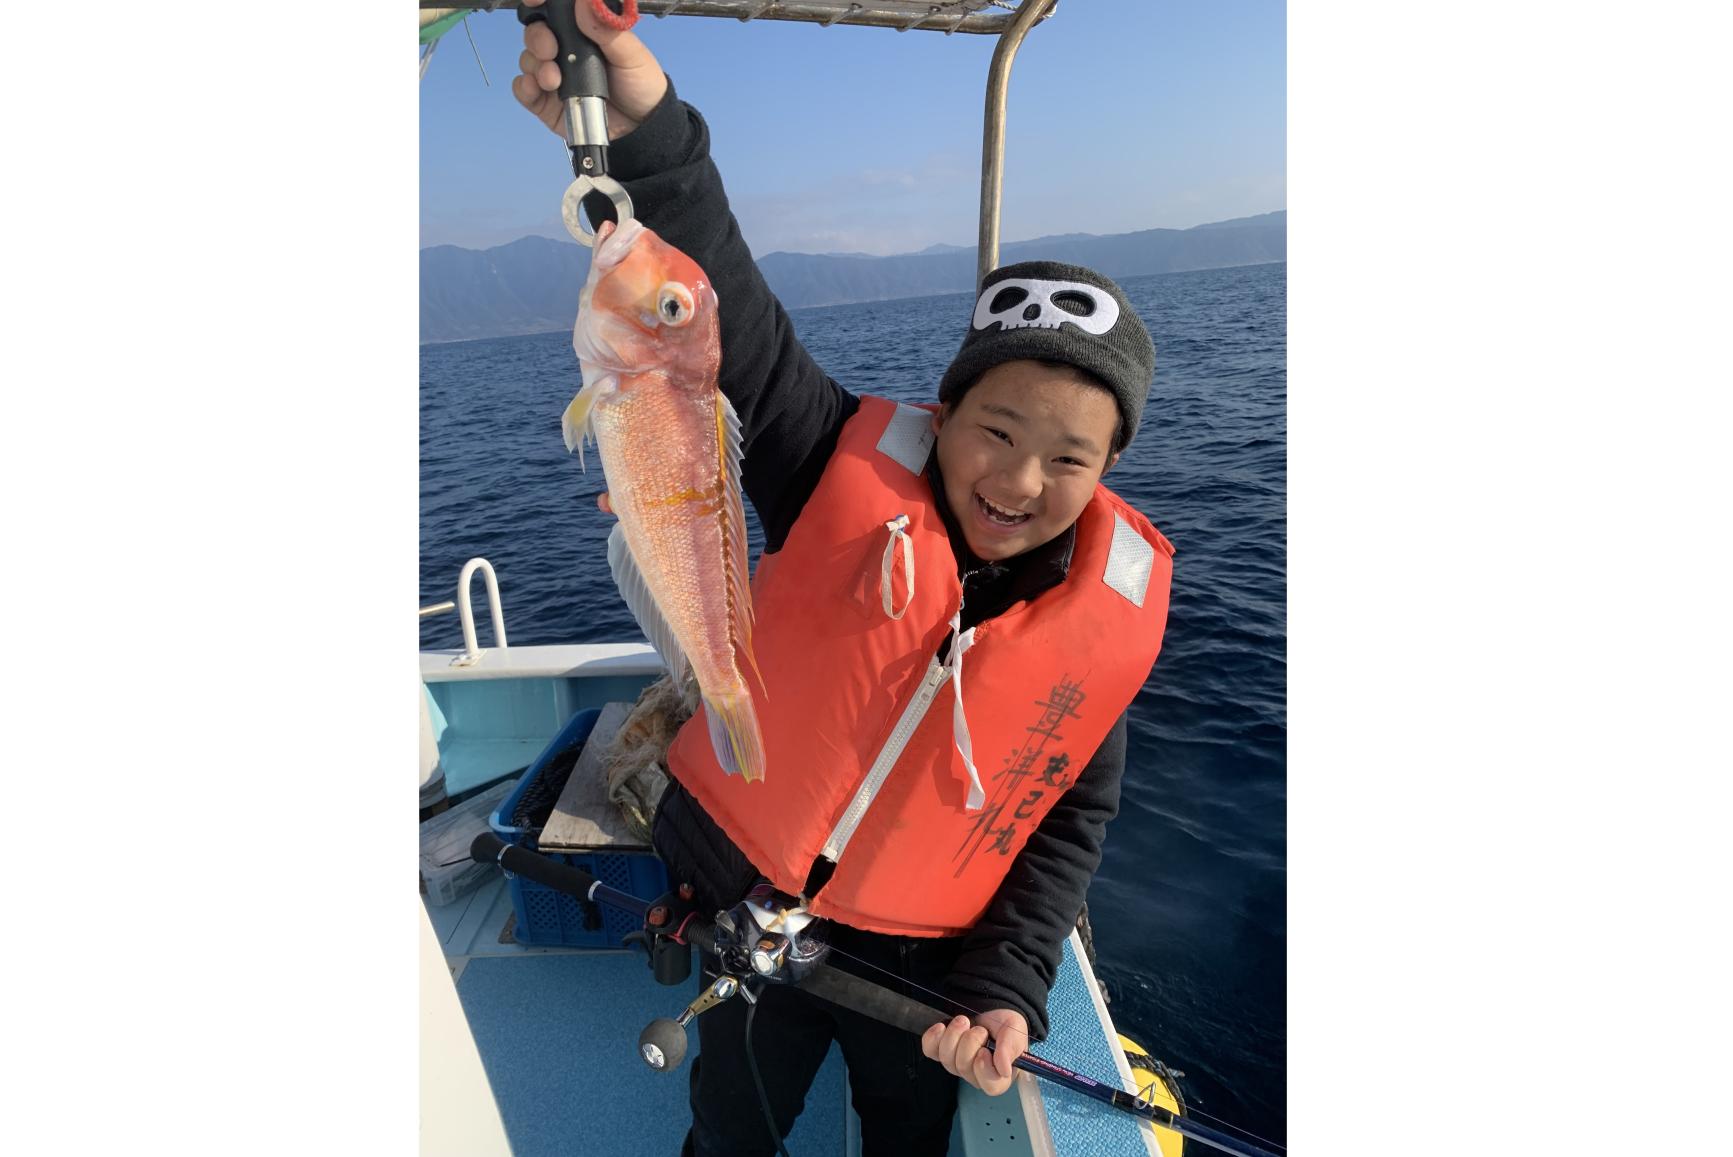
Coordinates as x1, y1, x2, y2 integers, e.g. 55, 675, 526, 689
490, 707, 670, 949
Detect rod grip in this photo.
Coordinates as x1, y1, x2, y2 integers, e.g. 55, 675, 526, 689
469, 834, 707, 947
799, 962, 952, 1038
470, 832, 596, 894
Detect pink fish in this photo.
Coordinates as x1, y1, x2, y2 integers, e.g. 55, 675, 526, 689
562, 218, 766, 782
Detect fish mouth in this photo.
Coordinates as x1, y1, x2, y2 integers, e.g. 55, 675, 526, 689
573, 218, 653, 372
974, 491, 1033, 527
592, 217, 646, 271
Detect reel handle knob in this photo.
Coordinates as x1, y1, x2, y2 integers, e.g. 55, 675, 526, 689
639, 1017, 688, 1071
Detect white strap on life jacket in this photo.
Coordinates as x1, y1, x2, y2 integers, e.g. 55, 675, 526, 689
949, 610, 984, 811
880, 514, 915, 620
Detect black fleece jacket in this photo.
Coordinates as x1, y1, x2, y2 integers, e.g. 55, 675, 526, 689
607, 83, 1127, 1042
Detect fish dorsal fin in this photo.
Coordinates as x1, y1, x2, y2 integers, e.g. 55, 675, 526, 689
561, 372, 617, 471
607, 521, 691, 689
715, 390, 763, 692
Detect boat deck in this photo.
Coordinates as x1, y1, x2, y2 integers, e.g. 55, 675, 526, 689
429, 874, 860, 1156
428, 874, 1157, 1156
417, 645, 1162, 1154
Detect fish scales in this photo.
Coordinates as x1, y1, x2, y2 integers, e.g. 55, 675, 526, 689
595, 383, 739, 685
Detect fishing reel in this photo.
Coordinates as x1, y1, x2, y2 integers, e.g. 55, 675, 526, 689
636, 883, 831, 1072
713, 883, 831, 986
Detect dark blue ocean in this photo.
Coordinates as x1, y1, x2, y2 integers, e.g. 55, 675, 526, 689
421, 261, 1287, 1148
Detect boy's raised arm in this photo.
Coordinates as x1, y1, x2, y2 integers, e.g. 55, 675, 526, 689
515, 3, 856, 550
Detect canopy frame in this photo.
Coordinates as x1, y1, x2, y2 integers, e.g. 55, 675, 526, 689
420, 0, 1061, 285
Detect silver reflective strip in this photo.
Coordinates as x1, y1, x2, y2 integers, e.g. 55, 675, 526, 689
875, 403, 935, 474
1103, 513, 1155, 607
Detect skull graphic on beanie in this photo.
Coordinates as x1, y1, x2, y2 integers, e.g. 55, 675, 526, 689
971, 277, 1122, 335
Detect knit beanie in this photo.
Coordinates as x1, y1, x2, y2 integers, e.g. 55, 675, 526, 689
938, 261, 1156, 451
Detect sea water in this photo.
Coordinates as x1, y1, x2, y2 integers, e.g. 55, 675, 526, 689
421, 261, 1287, 1147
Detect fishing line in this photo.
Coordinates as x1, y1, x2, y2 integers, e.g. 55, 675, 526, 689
743, 989, 794, 1157
1183, 1112, 1286, 1155
1157, 1096, 1286, 1155
462, 16, 491, 86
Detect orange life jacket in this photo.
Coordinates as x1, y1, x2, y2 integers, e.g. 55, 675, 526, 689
665, 395, 1174, 936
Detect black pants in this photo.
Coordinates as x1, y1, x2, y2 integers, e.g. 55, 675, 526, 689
680, 925, 967, 1157
654, 781, 969, 1155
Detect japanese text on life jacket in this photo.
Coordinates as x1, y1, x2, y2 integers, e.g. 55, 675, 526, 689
951, 676, 1086, 874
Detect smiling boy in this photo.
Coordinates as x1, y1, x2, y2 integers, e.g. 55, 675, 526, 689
934, 360, 1124, 561
514, 6, 1172, 1154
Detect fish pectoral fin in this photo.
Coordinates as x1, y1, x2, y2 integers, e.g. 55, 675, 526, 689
607, 521, 691, 690
561, 373, 617, 470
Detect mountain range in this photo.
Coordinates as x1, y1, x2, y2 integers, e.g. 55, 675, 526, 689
420, 210, 1285, 344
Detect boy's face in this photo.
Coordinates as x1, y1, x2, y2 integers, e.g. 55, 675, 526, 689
931, 360, 1122, 563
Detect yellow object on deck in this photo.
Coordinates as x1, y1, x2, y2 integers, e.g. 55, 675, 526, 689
1119, 1033, 1186, 1157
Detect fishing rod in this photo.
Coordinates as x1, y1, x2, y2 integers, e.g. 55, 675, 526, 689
470, 833, 1281, 1157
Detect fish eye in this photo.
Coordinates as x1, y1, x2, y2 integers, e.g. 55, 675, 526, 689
657, 282, 695, 327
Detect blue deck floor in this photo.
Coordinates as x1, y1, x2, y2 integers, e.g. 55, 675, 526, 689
432, 876, 1158, 1156
456, 952, 853, 1156
433, 875, 854, 1156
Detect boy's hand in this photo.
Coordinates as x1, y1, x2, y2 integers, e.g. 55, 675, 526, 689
513, 0, 669, 140
921, 1009, 1029, 1097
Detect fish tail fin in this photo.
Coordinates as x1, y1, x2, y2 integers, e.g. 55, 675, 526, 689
703, 690, 766, 784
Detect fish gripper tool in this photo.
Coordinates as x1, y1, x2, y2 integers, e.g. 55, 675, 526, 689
519, 0, 639, 245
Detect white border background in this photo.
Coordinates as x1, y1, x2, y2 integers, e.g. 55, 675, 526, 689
4, 3, 1729, 1153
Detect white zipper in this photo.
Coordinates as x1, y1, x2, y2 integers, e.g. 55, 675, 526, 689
820, 656, 951, 862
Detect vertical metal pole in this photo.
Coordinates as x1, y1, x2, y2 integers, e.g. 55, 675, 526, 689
977, 0, 1058, 290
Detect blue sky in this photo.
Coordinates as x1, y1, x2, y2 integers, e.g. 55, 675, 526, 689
420, 1, 1285, 256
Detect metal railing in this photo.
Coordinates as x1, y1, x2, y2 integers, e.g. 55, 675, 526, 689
420, 558, 510, 666
417, 2, 1050, 36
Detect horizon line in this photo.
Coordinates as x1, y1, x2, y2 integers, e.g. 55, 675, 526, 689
419, 208, 1288, 259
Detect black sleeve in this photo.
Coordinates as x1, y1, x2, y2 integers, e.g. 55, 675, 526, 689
940, 711, 1127, 1043
605, 82, 859, 552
